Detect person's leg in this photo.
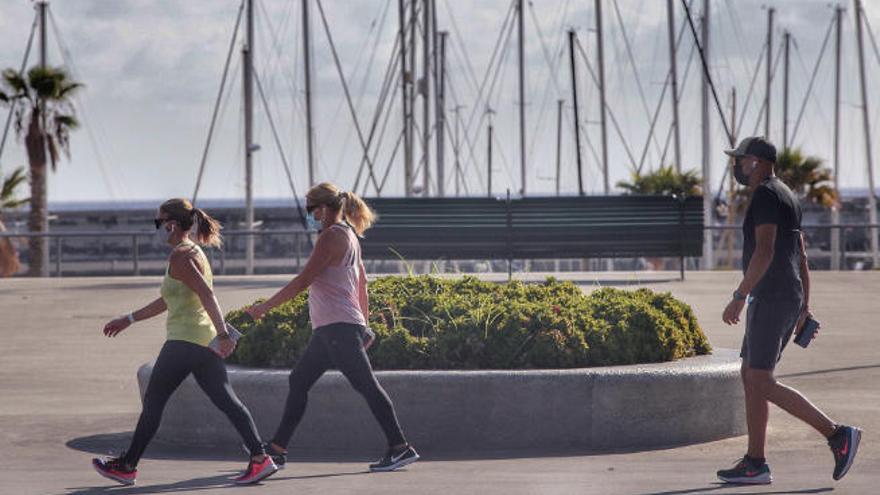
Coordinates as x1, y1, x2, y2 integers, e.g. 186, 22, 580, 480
270, 333, 332, 450
191, 348, 265, 458
121, 341, 194, 467
742, 363, 770, 460
324, 324, 407, 448
744, 367, 836, 438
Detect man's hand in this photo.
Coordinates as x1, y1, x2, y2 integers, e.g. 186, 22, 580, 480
795, 307, 819, 341
723, 298, 746, 325
103, 317, 131, 337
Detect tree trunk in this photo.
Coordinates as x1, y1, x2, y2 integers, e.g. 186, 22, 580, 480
25, 112, 48, 277
0, 215, 21, 277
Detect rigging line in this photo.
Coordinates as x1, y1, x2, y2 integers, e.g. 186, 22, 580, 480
524, 0, 570, 166
443, 0, 484, 94
635, 0, 696, 174
194, 0, 244, 204
791, 36, 831, 130
458, 0, 517, 149
372, 85, 409, 195
733, 41, 766, 138
789, 17, 835, 147
454, 12, 517, 185
748, 38, 785, 139
0, 9, 38, 170
352, 31, 404, 193
315, 0, 381, 192
333, 0, 394, 182
320, 0, 402, 157
254, 71, 309, 231
575, 38, 638, 169
372, 127, 405, 196
48, 9, 120, 200
445, 76, 487, 191
612, 0, 663, 158
659, 34, 698, 169
454, 17, 516, 187
723, 0, 756, 81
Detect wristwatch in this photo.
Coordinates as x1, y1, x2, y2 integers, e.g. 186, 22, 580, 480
732, 290, 748, 301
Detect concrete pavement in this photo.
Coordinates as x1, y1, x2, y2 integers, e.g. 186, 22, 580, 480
0, 271, 877, 494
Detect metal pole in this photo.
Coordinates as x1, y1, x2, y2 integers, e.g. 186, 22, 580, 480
765, 7, 775, 139
556, 99, 563, 197
832, 6, 843, 270
398, 0, 412, 197
568, 30, 584, 196
454, 106, 462, 197
701, 0, 713, 270
437, 31, 447, 197
783, 30, 790, 149
517, 0, 526, 196
421, 0, 431, 196
725, 88, 737, 268
595, 0, 609, 193
409, 0, 416, 194
854, 0, 879, 267
488, 108, 494, 198
667, 0, 681, 172
302, 0, 316, 186
243, 0, 255, 275
39, 2, 47, 67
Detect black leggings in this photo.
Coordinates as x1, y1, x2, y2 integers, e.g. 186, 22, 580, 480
121, 340, 264, 466
272, 322, 406, 449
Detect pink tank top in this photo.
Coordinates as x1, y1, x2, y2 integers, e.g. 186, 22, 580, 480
308, 224, 367, 329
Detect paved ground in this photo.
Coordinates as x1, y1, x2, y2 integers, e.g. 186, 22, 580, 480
0, 271, 877, 494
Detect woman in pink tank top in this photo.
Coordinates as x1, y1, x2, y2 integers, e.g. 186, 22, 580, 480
246, 182, 419, 472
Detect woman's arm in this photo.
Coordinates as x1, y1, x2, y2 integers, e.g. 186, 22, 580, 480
103, 297, 167, 337
170, 250, 228, 338
247, 229, 345, 320
357, 261, 369, 323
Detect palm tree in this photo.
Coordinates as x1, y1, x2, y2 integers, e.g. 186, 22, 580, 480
0, 66, 81, 276
616, 165, 702, 197
775, 148, 837, 208
0, 167, 29, 277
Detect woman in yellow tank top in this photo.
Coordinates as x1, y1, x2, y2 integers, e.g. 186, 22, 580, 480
91, 199, 277, 486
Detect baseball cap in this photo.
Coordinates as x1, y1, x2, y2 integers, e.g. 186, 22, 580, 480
724, 136, 777, 163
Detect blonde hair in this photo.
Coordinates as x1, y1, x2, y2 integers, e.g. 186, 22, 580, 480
159, 198, 223, 248
306, 182, 376, 236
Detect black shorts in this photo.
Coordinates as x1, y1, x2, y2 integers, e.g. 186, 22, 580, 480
740, 296, 803, 371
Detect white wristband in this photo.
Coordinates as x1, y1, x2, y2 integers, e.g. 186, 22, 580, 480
127, 313, 136, 324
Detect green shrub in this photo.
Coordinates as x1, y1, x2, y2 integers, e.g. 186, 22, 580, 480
226, 276, 711, 370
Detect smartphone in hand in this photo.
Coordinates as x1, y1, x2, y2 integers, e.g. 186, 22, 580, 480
208, 323, 243, 355
794, 316, 820, 348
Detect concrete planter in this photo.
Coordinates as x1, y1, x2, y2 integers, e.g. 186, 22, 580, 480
137, 348, 744, 455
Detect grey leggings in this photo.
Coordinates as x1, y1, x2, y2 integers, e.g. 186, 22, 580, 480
272, 322, 406, 448
121, 340, 264, 466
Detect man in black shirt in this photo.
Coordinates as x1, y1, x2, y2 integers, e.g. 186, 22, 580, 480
716, 137, 862, 485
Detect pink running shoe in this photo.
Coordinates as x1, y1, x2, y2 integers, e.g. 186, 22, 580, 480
234, 456, 278, 485
92, 457, 137, 486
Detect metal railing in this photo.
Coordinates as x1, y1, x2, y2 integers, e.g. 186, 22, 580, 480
1, 223, 878, 276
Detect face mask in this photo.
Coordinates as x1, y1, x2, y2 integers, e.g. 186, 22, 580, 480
306, 212, 321, 232
156, 222, 174, 245
733, 157, 751, 186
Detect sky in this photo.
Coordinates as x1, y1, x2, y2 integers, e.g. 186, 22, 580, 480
1, 0, 879, 204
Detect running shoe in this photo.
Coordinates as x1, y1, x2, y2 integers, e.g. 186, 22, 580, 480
369, 444, 420, 472
92, 456, 137, 486
829, 425, 862, 481
716, 456, 772, 485
234, 456, 278, 485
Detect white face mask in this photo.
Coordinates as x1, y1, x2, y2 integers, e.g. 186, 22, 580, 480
156, 222, 174, 245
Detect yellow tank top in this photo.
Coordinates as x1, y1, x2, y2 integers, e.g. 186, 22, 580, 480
161, 241, 216, 347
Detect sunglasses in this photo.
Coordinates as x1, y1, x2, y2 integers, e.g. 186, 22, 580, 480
153, 218, 170, 229
306, 204, 322, 214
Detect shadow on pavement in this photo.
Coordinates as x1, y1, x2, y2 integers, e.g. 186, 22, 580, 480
62, 471, 244, 495
638, 483, 833, 495
778, 363, 880, 379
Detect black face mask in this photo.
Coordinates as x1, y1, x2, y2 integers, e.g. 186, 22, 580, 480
733, 157, 751, 186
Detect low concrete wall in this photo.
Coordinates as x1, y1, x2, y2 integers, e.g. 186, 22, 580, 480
137, 348, 744, 455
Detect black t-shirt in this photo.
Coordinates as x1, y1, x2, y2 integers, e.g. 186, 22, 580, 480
742, 177, 804, 300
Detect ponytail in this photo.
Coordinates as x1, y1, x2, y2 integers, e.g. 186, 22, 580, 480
192, 208, 223, 248
340, 190, 376, 236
